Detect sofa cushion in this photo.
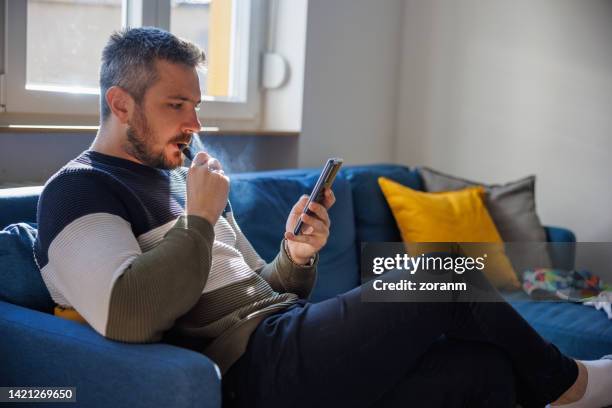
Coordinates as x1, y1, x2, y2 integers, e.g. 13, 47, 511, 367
503, 291, 612, 359
0, 223, 54, 312
341, 164, 423, 243
229, 170, 359, 302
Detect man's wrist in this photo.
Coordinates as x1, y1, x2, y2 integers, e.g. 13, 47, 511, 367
186, 210, 217, 226
283, 239, 315, 267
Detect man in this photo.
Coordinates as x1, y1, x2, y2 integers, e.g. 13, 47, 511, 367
34, 26, 328, 373
35, 27, 612, 408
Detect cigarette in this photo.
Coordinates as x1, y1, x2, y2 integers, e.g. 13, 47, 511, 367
179, 144, 194, 161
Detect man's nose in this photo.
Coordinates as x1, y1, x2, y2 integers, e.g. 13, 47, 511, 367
181, 109, 202, 134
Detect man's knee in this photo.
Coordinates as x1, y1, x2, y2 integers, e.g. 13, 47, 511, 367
420, 339, 516, 407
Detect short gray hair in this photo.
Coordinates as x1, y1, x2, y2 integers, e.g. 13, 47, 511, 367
99, 27, 206, 122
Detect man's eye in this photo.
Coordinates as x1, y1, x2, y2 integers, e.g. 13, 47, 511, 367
169, 103, 183, 110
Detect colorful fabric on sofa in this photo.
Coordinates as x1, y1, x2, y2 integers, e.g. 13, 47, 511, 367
522, 268, 611, 301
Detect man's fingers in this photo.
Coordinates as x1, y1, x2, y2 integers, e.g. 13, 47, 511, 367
323, 188, 336, 209
191, 152, 211, 167
191, 153, 226, 175
292, 195, 310, 214
300, 213, 328, 234
306, 201, 330, 226
285, 231, 316, 245
207, 158, 223, 172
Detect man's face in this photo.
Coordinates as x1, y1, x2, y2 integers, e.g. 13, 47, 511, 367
123, 59, 202, 169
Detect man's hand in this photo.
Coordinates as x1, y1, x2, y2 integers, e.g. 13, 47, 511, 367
284, 188, 336, 265
186, 151, 229, 225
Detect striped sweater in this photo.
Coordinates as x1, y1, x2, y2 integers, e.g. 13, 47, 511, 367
34, 150, 318, 373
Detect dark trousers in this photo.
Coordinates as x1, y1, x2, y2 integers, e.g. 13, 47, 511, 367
222, 268, 578, 408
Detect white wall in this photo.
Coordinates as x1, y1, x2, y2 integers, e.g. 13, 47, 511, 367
396, 0, 612, 241
298, 0, 403, 168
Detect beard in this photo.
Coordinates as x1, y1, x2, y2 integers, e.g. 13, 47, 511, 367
124, 106, 188, 170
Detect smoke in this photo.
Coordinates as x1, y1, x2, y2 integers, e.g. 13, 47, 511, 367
188, 133, 257, 174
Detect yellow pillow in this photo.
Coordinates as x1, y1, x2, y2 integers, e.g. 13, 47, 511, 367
378, 177, 520, 289
54, 305, 88, 325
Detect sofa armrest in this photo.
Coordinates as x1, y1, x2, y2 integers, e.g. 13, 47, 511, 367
543, 226, 576, 271
0, 301, 221, 408
0, 186, 43, 227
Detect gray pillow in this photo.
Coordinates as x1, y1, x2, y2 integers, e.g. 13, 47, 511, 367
419, 167, 551, 270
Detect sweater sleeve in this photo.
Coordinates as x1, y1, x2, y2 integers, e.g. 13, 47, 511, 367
105, 215, 214, 342
35, 171, 214, 343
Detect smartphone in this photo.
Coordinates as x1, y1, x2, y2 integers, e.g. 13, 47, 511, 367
293, 158, 343, 235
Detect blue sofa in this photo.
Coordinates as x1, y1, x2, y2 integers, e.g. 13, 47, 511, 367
1, 164, 611, 407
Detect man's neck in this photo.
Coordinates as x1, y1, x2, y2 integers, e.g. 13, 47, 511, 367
90, 124, 143, 165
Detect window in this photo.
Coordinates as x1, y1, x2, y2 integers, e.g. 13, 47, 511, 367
26, 0, 123, 94
169, 0, 254, 106
1, 0, 264, 125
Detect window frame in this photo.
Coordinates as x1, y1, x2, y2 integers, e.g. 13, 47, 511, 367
1, 0, 264, 126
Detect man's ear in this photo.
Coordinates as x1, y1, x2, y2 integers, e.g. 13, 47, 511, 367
105, 86, 134, 124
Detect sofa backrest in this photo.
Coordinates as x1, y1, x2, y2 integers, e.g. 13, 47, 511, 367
341, 164, 423, 243
0, 164, 575, 310
229, 168, 360, 302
